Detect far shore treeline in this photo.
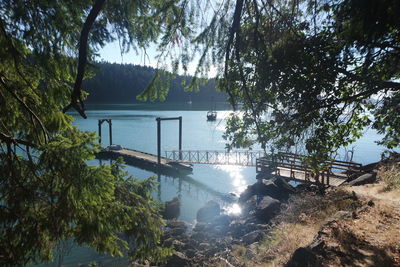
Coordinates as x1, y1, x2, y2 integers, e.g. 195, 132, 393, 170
83, 62, 227, 103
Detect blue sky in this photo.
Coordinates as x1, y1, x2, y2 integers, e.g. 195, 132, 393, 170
99, 40, 209, 76
99, 41, 157, 66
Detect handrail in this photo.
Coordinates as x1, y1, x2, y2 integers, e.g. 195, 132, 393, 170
165, 150, 265, 166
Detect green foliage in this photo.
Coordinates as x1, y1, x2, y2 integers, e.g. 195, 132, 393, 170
0, 0, 191, 265
211, 0, 400, 163
1, 0, 399, 263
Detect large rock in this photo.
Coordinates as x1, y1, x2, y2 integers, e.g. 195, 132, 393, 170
286, 247, 319, 267
255, 196, 281, 222
239, 180, 293, 203
165, 251, 190, 267
242, 195, 258, 215
242, 230, 264, 245
167, 220, 187, 229
238, 185, 256, 203
348, 172, 377, 186
162, 197, 180, 220
228, 220, 247, 238
212, 214, 232, 227
196, 200, 220, 222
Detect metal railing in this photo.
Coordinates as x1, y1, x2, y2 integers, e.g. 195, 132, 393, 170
165, 150, 265, 166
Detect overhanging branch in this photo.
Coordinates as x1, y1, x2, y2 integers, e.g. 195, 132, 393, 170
0, 76, 48, 143
291, 69, 400, 119
62, 0, 106, 118
0, 132, 36, 148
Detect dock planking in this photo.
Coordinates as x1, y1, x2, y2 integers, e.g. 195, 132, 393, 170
256, 153, 362, 186
272, 168, 347, 186
97, 147, 193, 176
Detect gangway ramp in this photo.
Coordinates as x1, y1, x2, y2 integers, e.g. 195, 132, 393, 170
165, 150, 265, 166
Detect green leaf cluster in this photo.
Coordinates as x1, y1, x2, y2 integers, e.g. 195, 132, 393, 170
0, 0, 198, 265
212, 0, 400, 163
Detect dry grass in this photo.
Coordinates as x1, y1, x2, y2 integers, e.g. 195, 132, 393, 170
315, 200, 400, 267
231, 189, 362, 266
230, 169, 400, 267
379, 161, 400, 191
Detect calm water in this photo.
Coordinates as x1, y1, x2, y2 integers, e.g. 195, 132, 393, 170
37, 102, 389, 266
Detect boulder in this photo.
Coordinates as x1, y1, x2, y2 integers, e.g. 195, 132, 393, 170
238, 185, 256, 203
274, 177, 296, 193
228, 220, 246, 238
167, 220, 187, 229
193, 222, 208, 232
242, 195, 258, 215
162, 197, 180, 220
165, 251, 190, 267
239, 180, 292, 203
286, 247, 319, 267
258, 181, 292, 201
212, 214, 232, 227
348, 172, 377, 186
254, 196, 281, 222
242, 230, 264, 245
196, 200, 220, 222
166, 226, 186, 237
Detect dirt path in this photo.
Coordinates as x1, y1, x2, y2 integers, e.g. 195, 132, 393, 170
315, 183, 400, 266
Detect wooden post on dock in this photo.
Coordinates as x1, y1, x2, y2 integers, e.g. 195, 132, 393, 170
179, 116, 182, 160
157, 118, 161, 165
109, 119, 113, 145
98, 120, 102, 144
156, 116, 183, 165
98, 119, 112, 146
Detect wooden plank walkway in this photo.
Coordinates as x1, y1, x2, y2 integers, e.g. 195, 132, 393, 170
97, 147, 193, 176
274, 168, 347, 186
256, 153, 362, 186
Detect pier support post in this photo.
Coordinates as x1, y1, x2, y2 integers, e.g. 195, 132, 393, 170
109, 119, 112, 145
157, 118, 161, 165
98, 119, 113, 147
156, 116, 183, 165
98, 120, 102, 144
179, 116, 182, 160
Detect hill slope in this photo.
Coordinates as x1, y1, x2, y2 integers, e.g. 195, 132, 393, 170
83, 62, 226, 103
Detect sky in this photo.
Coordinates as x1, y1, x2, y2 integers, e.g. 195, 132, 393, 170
99, 41, 157, 66
99, 40, 217, 77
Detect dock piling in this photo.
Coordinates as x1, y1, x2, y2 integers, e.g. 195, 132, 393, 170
98, 119, 112, 146
156, 116, 183, 165
157, 118, 161, 164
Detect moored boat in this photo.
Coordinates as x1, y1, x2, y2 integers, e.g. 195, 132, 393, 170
207, 110, 217, 121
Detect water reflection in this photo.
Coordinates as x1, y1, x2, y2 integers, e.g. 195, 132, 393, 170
214, 165, 248, 195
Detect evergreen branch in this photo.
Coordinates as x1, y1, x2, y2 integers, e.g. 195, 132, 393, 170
0, 76, 48, 143
0, 132, 35, 148
291, 69, 400, 119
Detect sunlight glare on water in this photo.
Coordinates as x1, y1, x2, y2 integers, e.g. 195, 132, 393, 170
214, 165, 248, 195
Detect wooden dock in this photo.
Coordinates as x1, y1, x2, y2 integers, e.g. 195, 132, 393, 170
270, 168, 347, 186
256, 152, 362, 186
97, 147, 193, 176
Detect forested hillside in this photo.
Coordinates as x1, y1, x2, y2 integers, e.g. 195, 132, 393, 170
83, 62, 226, 103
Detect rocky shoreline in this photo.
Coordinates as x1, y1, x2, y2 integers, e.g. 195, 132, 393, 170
131, 161, 382, 267
157, 177, 299, 266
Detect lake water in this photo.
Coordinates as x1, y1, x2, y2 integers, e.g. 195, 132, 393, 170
37, 102, 389, 266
